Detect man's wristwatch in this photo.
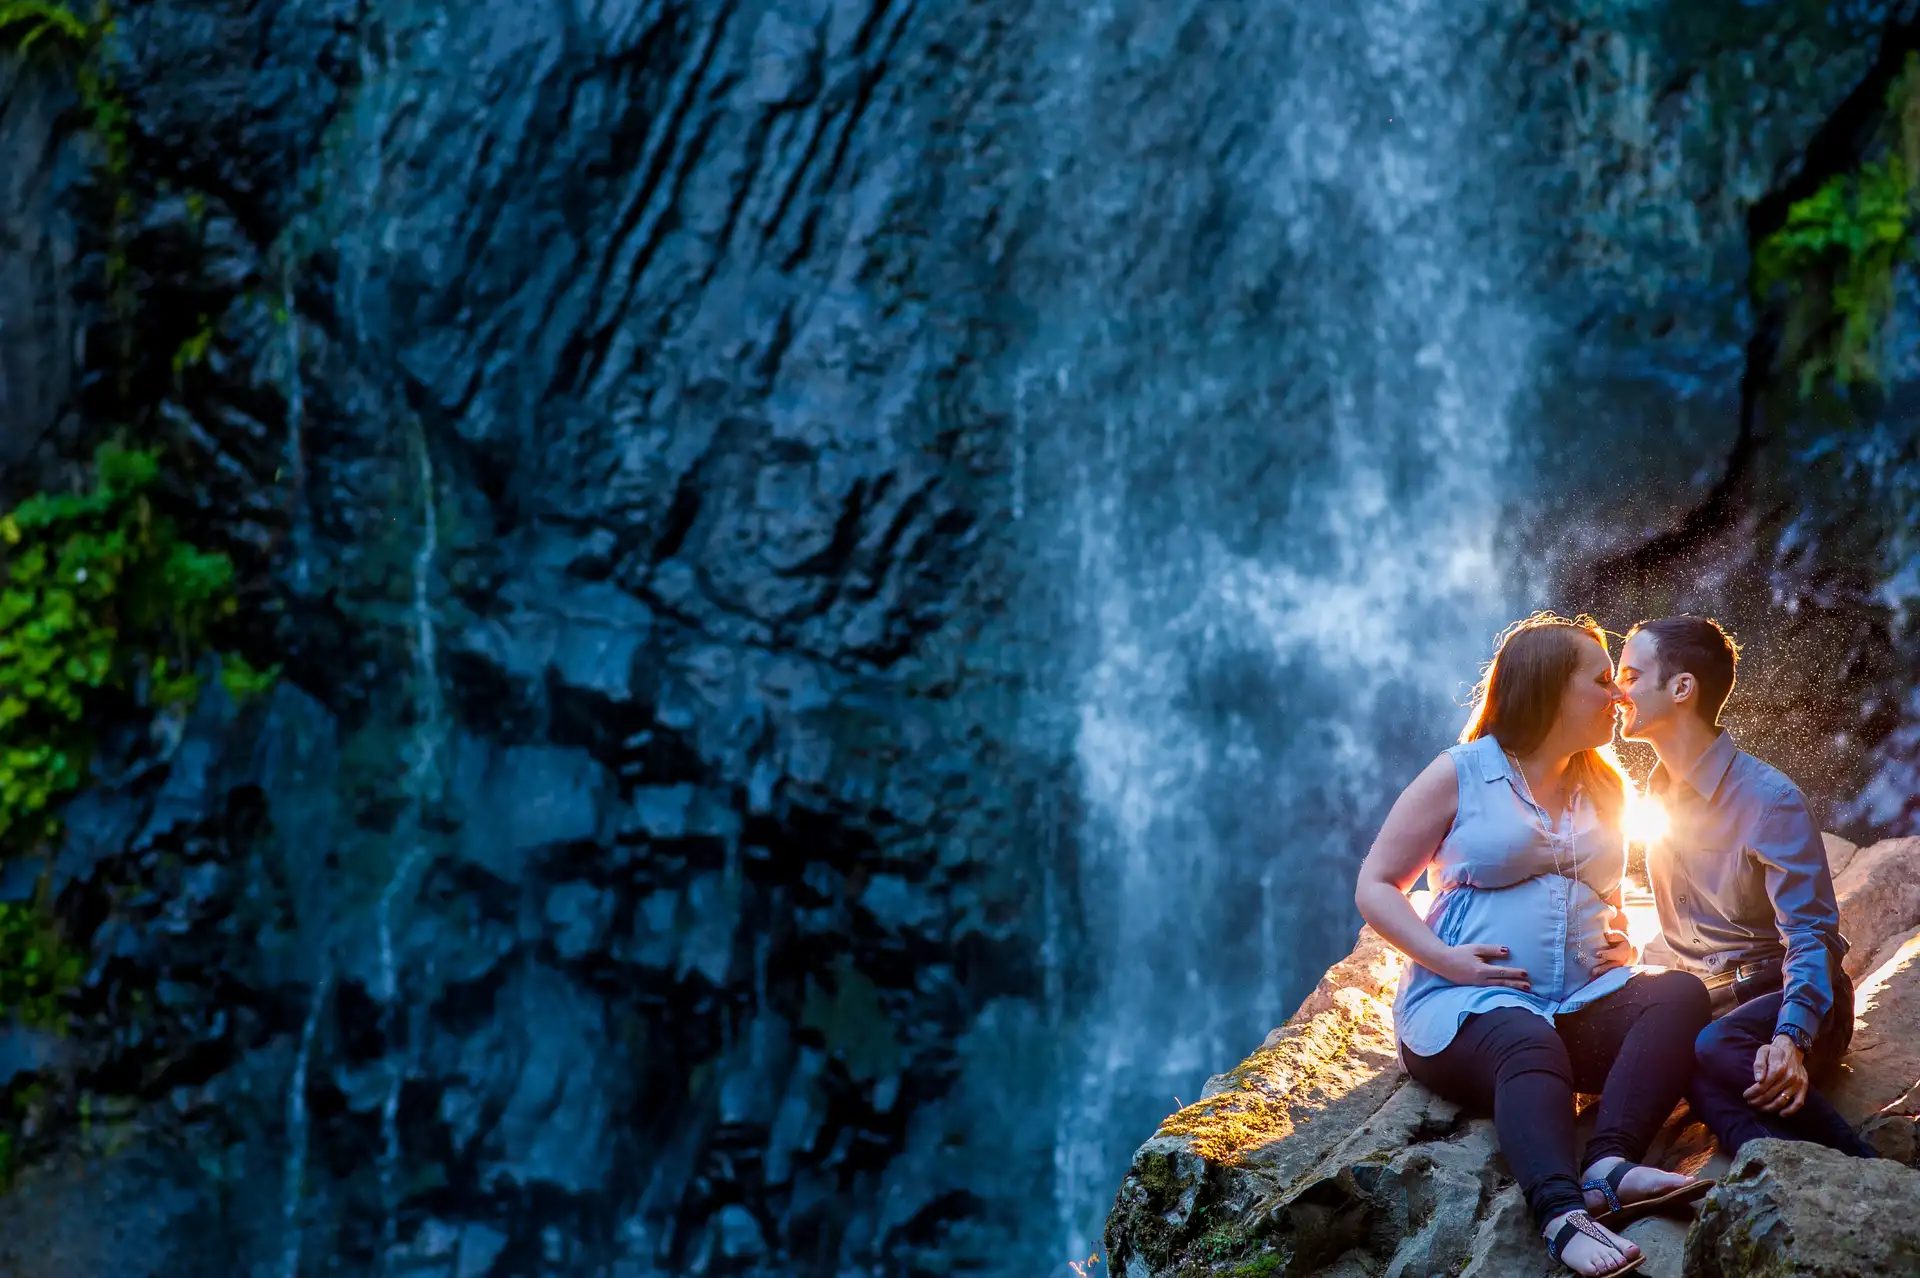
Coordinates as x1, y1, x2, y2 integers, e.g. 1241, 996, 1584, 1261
1774, 1024, 1815, 1055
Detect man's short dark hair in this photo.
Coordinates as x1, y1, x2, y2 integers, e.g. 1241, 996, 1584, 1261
1628, 615, 1741, 726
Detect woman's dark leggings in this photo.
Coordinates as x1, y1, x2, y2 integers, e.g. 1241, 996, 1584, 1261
1401, 970, 1711, 1229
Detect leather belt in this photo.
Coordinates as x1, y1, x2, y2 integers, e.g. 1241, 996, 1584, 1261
1701, 959, 1784, 1006
1699, 951, 1856, 1082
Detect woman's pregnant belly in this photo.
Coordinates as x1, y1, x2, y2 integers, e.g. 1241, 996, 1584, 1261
1434, 875, 1616, 1003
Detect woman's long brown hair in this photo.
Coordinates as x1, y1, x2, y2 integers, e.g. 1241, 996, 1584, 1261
1458, 612, 1628, 827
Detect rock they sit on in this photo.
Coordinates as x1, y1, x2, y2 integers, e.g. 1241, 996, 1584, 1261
1103, 834, 1920, 1277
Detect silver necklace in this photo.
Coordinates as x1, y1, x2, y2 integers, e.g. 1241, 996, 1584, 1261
1506, 750, 1588, 966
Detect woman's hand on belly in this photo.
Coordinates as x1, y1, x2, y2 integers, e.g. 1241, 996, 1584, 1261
1425, 943, 1533, 992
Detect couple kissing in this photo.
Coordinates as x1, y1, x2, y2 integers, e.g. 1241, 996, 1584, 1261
1354, 613, 1874, 1278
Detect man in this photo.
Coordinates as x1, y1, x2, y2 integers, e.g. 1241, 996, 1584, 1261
1616, 615, 1874, 1158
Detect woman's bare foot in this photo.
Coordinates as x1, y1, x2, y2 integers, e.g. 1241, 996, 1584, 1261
1543, 1209, 1641, 1276
1581, 1155, 1704, 1214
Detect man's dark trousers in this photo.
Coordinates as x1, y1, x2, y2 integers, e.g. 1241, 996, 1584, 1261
1687, 974, 1875, 1157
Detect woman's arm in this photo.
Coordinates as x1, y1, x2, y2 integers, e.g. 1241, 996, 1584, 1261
1354, 753, 1530, 991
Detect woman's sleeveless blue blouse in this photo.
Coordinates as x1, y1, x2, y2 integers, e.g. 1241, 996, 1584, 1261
1393, 734, 1635, 1057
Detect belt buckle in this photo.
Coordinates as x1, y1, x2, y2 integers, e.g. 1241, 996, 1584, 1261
1730, 960, 1782, 1006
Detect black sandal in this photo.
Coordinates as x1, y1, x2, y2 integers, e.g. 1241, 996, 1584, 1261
1581, 1160, 1715, 1227
1545, 1210, 1643, 1278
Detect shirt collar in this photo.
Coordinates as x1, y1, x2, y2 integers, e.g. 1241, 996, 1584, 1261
1478, 734, 1513, 784
1479, 735, 1590, 819
1652, 730, 1737, 802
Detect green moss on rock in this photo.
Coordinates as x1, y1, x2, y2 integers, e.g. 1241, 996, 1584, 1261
0, 899, 82, 1027
1137, 1149, 1184, 1201
1756, 52, 1920, 396
1228, 1252, 1283, 1278
1157, 1010, 1366, 1165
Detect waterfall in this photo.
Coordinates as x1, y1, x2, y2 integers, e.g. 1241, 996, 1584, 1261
271, 233, 326, 1278
1041, 816, 1073, 1259
375, 410, 445, 1269
279, 966, 333, 1278
325, 11, 446, 1260
282, 259, 314, 595
1008, 1, 1533, 1258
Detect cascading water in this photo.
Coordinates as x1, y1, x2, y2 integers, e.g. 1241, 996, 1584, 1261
280, 967, 333, 1278
1005, 2, 1539, 1258
280, 258, 314, 596
375, 408, 445, 1269
275, 9, 451, 1270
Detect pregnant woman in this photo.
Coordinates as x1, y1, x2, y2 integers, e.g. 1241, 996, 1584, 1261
1354, 614, 1713, 1278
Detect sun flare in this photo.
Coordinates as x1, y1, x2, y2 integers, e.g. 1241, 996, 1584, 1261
1622, 790, 1669, 848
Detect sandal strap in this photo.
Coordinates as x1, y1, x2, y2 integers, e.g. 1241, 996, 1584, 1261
1547, 1211, 1619, 1263
1580, 1177, 1624, 1213
1580, 1160, 1637, 1213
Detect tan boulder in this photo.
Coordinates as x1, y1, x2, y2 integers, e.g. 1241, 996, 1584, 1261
1821, 832, 1860, 881
1828, 923, 1920, 1145
1832, 837, 1920, 980
1684, 1139, 1920, 1276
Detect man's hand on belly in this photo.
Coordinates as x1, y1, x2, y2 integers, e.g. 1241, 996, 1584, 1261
1592, 924, 1636, 975
1744, 1036, 1810, 1115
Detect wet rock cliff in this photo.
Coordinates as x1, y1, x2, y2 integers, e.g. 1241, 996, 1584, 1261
0, 3, 1061, 1274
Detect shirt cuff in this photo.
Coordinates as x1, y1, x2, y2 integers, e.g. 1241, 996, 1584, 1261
1776, 1002, 1822, 1042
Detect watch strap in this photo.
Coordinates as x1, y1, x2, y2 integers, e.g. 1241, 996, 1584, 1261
1776, 1024, 1814, 1054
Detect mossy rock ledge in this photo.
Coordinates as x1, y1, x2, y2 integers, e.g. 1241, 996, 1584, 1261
1103, 833, 1920, 1278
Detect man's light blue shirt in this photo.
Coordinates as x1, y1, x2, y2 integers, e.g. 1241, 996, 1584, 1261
1646, 730, 1847, 1042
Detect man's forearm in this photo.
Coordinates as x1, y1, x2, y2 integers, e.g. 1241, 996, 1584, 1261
1776, 935, 1834, 1040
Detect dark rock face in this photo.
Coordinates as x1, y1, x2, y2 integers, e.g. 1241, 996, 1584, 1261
2, 3, 1053, 1274
0, 52, 81, 488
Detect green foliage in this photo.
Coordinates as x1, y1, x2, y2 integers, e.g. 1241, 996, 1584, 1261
218, 651, 279, 704
0, 443, 270, 852
170, 314, 214, 375
1756, 158, 1915, 393
1755, 54, 1920, 396
0, 3, 119, 153
0, 900, 82, 1026
0, 0, 87, 55
1198, 1228, 1240, 1260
